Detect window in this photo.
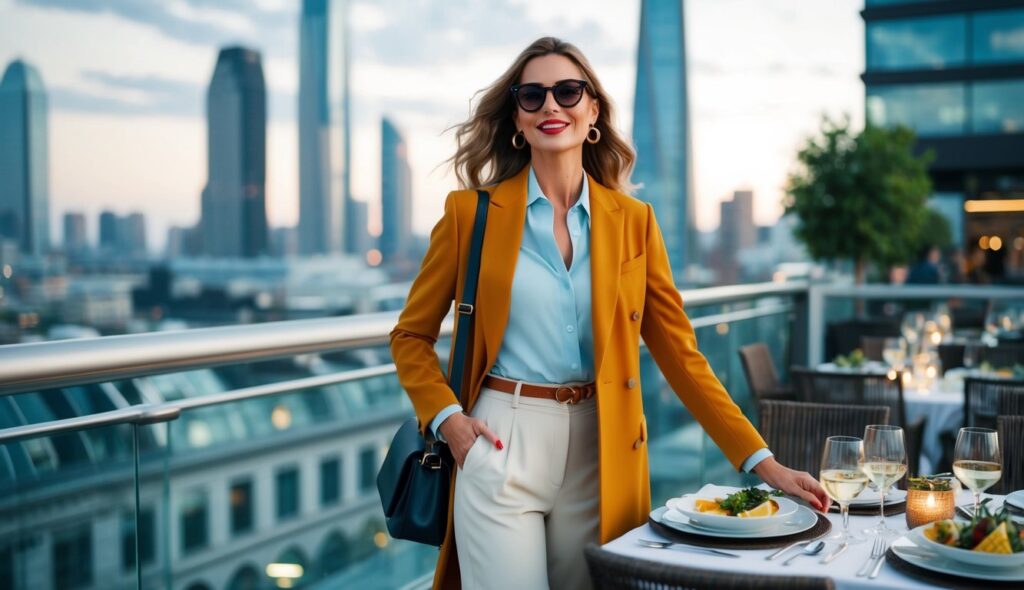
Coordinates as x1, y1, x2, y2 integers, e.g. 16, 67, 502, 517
276, 467, 300, 520
230, 479, 254, 535
320, 457, 341, 506
359, 447, 377, 494
973, 80, 1024, 134
973, 9, 1024, 64
867, 15, 966, 70
121, 507, 156, 571
53, 524, 92, 589
867, 83, 966, 136
180, 489, 208, 553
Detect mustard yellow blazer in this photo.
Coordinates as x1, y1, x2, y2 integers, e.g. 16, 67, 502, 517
389, 166, 767, 589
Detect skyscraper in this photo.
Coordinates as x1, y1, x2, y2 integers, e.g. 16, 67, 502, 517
201, 47, 268, 258
298, 0, 351, 256
632, 0, 695, 282
63, 212, 87, 253
380, 117, 413, 261
99, 210, 119, 252
0, 59, 50, 257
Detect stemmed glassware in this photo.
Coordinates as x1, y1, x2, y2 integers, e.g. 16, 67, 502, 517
953, 427, 1002, 517
820, 436, 868, 544
860, 425, 908, 538
882, 338, 907, 371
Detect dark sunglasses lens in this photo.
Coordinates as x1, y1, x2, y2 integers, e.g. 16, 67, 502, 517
517, 86, 545, 111
554, 82, 584, 106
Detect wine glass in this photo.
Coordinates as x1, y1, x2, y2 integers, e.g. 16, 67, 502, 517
901, 313, 925, 355
882, 338, 907, 370
963, 342, 980, 371
953, 427, 1001, 518
860, 425, 908, 537
820, 436, 867, 544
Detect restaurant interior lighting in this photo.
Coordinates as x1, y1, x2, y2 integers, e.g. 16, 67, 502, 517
990, 236, 1003, 251
979, 236, 990, 250
964, 199, 1024, 213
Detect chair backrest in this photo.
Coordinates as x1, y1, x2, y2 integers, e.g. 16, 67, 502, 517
860, 336, 887, 362
738, 343, 780, 402
980, 344, 1024, 369
965, 377, 1024, 430
937, 343, 965, 375
996, 415, 1024, 495
759, 401, 890, 475
791, 367, 907, 428
583, 544, 835, 590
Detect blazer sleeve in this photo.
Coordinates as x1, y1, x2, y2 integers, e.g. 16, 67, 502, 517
389, 191, 462, 436
638, 203, 768, 470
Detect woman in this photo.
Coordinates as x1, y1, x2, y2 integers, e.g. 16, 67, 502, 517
390, 37, 830, 590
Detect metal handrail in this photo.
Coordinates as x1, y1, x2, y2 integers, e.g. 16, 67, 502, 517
0, 282, 805, 397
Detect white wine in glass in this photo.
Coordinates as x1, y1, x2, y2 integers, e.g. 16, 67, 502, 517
820, 435, 868, 544
953, 427, 1002, 517
860, 425, 907, 538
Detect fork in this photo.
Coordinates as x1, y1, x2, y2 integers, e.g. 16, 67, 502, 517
856, 537, 886, 577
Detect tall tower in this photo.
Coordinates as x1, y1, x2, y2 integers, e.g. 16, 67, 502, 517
632, 0, 695, 282
380, 117, 412, 261
298, 0, 351, 255
0, 59, 50, 256
201, 47, 268, 258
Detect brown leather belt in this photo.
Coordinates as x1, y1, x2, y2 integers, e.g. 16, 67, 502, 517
482, 375, 596, 405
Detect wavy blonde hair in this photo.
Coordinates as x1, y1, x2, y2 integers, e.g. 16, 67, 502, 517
447, 37, 636, 193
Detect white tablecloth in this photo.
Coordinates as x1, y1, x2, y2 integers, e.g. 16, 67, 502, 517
904, 385, 963, 474
603, 489, 995, 590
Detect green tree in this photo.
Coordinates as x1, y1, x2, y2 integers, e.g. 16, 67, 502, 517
784, 116, 934, 283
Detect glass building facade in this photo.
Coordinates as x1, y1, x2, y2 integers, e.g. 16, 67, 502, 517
863, 0, 1024, 281
380, 117, 413, 263
632, 0, 695, 282
0, 59, 50, 257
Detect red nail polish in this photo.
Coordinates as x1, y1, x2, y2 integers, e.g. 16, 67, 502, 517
496, 440, 504, 450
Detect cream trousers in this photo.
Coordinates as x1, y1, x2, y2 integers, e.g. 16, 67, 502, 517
453, 384, 600, 590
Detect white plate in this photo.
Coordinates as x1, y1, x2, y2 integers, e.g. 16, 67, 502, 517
910, 523, 1024, 569
669, 495, 799, 532
1006, 490, 1024, 511
847, 487, 907, 507
652, 505, 818, 539
892, 536, 1024, 582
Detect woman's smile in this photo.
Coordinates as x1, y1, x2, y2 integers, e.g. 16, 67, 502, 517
538, 119, 570, 134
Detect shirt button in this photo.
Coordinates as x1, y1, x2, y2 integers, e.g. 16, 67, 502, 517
626, 378, 637, 389
631, 311, 640, 321
566, 325, 575, 333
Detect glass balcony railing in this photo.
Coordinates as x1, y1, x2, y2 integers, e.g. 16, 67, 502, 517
3, 281, 1023, 590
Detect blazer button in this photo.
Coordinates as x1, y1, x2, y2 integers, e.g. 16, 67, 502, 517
626, 377, 637, 389
631, 311, 640, 321
633, 437, 643, 450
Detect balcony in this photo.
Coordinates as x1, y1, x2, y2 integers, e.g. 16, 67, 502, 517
0, 281, 1021, 590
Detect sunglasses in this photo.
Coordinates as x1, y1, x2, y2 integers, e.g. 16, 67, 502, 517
510, 79, 588, 112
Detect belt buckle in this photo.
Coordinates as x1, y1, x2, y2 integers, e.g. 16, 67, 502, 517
554, 386, 578, 405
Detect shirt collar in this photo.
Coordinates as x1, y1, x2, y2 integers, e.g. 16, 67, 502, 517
527, 166, 591, 217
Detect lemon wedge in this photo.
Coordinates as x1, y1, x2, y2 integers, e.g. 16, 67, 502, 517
738, 500, 777, 518
975, 522, 1013, 554
694, 499, 721, 512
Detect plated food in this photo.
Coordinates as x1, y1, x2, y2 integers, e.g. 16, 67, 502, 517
673, 487, 799, 532
693, 487, 784, 518
913, 500, 1024, 568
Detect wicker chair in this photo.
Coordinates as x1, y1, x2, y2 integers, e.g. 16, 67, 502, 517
738, 344, 795, 413
759, 401, 890, 475
790, 368, 924, 478
584, 544, 835, 590
860, 336, 887, 362
964, 377, 1024, 430
938, 343, 965, 374
979, 344, 1024, 369
996, 415, 1024, 495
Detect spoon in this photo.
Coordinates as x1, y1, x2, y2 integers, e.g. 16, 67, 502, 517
637, 538, 740, 558
782, 540, 825, 565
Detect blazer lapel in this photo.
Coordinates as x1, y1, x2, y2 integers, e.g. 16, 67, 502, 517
478, 167, 530, 371
589, 178, 623, 380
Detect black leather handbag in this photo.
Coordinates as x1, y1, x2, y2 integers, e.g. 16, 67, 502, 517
377, 189, 490, 546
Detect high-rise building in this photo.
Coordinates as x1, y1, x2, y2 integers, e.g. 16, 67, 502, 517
380, 117, 412, 262
0, 59, 50, 256
121, 212, 147, 257
863, 0, 1024, 280
298, 0, 351, 256
632, 0, 695, 282
714, 190, 756, 284
201, 47, 268, 258
99, 210, 119, 252
63, 212, 88, 253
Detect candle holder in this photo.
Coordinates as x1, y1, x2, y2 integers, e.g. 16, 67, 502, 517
905, 475, 957, 529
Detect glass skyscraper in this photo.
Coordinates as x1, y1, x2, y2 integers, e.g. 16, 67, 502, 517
380, 117, 412, 261
632, 0, 695, 282
0, 59, 50, 257
201, 47, 268, 258
298, 0, 352, 256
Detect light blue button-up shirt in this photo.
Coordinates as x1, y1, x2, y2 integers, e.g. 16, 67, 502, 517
430, 167, 771, 472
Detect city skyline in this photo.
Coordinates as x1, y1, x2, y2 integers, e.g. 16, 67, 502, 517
0, 0, 865, 252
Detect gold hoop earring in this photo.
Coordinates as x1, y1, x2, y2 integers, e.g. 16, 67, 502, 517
512, 130, 526, 150
586, 125, 601, 144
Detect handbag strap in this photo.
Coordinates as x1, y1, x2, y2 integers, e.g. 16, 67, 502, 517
448, 189, 490, 403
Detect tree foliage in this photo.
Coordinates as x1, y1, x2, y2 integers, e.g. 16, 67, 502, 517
784, 116, 934, 282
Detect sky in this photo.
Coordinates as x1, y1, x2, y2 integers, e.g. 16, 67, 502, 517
0, 0, 866, 252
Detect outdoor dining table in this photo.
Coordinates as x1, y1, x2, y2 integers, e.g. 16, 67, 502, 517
603, 490, 1009, 590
